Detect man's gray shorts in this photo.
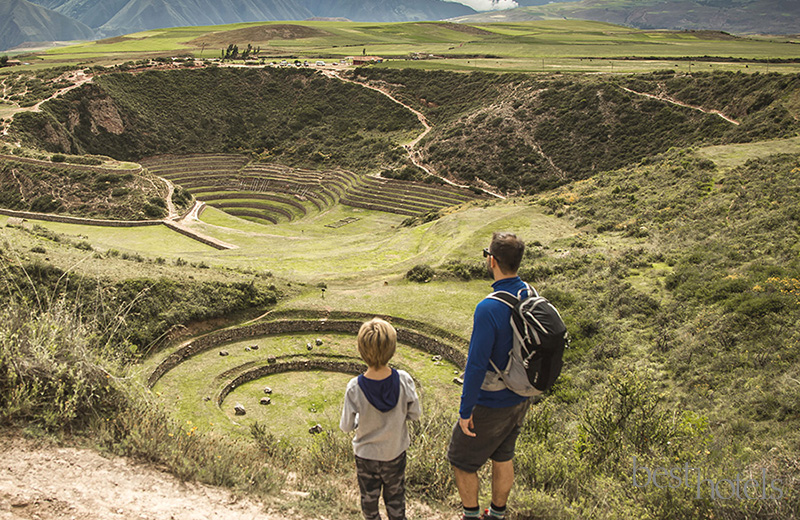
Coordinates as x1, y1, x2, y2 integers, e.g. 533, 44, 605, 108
447, 399, 530, 473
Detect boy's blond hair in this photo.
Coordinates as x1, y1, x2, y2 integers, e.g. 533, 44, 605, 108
357, 318, 397, 368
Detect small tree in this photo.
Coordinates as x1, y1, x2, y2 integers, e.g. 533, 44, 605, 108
0, 56, 8, 67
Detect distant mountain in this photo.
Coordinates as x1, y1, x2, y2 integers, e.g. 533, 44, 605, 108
449, 0, 800, 35
10, 0, 477, 49
99, 0, 313, 36
35, 0, 132, 31
0, 0, 95, 52
309, 0, 476, 22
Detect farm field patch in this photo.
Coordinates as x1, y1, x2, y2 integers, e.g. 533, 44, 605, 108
21, 20, 800, 74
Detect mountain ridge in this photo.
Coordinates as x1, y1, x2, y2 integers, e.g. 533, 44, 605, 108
0, 0, 95, 52
448, 0, 800, 35
4, 0, 477, 52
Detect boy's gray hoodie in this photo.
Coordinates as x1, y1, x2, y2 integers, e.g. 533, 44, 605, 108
340, 369, 421, 461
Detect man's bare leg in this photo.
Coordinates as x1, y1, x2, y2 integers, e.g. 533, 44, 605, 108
453, 466, 480, 508
491, 459, 515, 508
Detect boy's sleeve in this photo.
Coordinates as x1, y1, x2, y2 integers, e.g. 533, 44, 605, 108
339, 382, 359, 432
404, 373, 422, 422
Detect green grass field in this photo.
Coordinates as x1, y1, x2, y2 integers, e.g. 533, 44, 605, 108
17, 19, 799, 74
695, 136, 800, 168
187, 199, 577, 282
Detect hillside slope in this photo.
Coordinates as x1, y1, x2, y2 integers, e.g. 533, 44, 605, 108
354, 69, 800, 192
9, 67, 422, 170
0, 156, 179, 220
0, 0, 94, 52
9, 68, 799, 194
450, 0, 800, 35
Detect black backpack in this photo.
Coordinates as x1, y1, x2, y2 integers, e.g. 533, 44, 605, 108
482, 283, 568, 395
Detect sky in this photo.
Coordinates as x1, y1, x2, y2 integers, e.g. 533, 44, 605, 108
447, 0, 520, 12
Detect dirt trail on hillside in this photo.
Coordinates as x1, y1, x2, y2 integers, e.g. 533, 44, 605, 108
621, 86, 741, 125
0, 434, 275, 520
162, 177, 178, 219
2, 71, 94, 138
321, 70, 505, 199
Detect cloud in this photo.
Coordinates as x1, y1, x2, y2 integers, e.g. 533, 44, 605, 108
447, 0, 519, 12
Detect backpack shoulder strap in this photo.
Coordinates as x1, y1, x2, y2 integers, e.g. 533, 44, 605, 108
517, 282, 538, 300
487, 291, 518, 308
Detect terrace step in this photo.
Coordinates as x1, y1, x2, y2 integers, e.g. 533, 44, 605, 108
222, 209, 278, 225
210, 201, 294, 221
342, 191, 441, 213
196, 192, 308, 215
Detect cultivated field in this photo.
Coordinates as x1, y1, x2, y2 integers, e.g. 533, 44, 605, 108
10, 19, 799, 74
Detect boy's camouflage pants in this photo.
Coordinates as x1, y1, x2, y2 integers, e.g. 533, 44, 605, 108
355, 451, 406, 520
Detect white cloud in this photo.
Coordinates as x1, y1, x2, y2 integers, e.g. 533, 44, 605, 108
447, 0, 519, 12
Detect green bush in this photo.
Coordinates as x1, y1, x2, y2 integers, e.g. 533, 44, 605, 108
406, 264, 434, 283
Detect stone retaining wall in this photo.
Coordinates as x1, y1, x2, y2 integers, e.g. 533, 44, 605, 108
147, 318, 466, 388
265, 309, 468, 346
217, 359, 364, 405
0, 207, 161, 227
162, 221, 233, 250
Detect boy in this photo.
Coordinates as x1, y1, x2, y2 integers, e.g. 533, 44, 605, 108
340, 318, 422, 520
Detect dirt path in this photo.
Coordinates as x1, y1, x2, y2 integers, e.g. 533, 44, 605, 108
0, 434, 275, 520
1, 71, 94, 138
621, 86, 741, 125
321, 70, 505, 199
162, 177, 178, 219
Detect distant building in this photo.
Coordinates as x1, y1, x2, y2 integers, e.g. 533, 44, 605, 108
349, 56, 384, 66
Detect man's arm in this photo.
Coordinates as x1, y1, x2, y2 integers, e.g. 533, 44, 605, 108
458, 299, 498, 421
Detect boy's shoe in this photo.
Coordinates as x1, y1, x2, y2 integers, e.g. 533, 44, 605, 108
482, 509, 504, 520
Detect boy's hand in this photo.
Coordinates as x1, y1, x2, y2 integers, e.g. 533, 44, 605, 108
458, 415, 476, 437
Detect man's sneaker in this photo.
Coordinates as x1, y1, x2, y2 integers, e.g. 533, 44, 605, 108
483, 509, 504, 520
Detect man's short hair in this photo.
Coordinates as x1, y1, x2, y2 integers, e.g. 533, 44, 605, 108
489, 232, 525, 274
357, 318, 397, 368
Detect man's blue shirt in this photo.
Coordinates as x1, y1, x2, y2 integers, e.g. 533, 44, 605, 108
459, 276, 530, 419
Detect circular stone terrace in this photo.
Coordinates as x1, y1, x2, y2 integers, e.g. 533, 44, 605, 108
144, 310, 467, 441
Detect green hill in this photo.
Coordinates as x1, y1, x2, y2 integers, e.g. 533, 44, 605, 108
9, 67, 421, 171
11, 67, 799, 194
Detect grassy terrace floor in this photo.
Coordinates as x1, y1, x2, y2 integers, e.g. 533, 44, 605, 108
147, 331, 462, 442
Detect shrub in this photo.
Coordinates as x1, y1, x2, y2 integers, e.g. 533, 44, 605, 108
406, 264, 434, 283
442, 260, 487, 281
0, 298, 121, 431
50, 154, 66, 163
143, 203, 166, 218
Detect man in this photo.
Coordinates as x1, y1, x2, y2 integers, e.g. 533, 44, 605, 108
447, 232, 533, 520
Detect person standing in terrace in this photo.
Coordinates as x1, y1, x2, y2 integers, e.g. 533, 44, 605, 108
448, 232, 534, 520
341, 318, 422, 520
